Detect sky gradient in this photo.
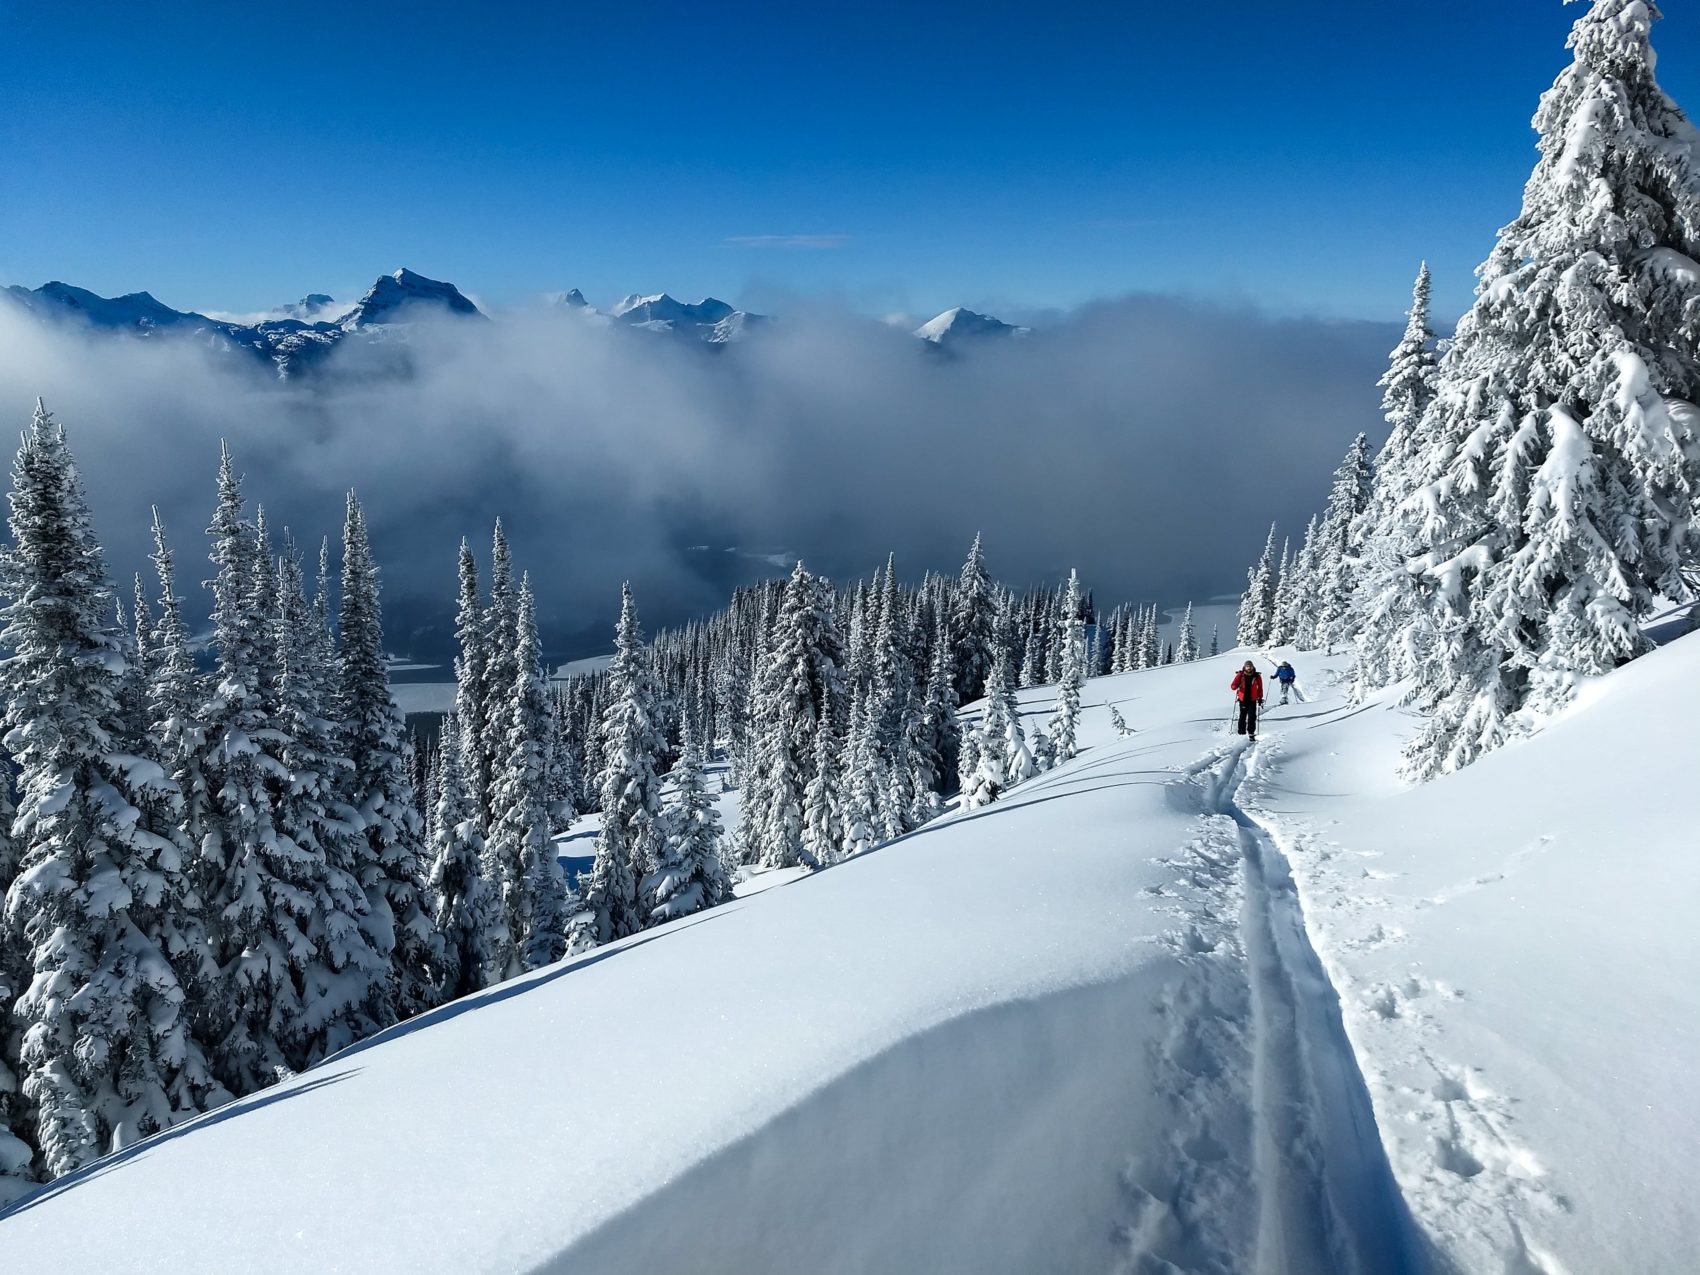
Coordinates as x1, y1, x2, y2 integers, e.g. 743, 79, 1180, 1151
3, 2, 1697, 324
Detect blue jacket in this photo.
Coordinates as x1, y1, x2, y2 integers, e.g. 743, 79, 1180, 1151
1275, 664, 1296, 684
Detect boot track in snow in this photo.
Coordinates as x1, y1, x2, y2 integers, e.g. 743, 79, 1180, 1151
1199, 740, 1430, 1275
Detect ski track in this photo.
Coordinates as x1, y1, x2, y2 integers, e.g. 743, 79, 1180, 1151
1122, 734, 1429, 1274
1239, 739, 1572, 1275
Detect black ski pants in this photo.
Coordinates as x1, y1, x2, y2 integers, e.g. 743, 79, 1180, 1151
1237, 698, 1260, 736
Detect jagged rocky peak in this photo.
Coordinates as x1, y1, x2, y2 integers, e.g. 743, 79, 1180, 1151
339, 268, 483, 329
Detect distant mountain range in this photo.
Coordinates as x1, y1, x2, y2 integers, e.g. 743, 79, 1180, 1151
2, 267, 1027, 377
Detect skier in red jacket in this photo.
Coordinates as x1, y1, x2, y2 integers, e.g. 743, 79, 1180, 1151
1231, 661, 1263, 741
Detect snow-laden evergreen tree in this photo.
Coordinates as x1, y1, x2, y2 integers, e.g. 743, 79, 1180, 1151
338, 493, 439, 1020
197, 445, 309, 1092
1354, 264, 1441, 690
1210, 623, 1220, 657
570, 584, 665, 949
141, 512, 218, 982
916, 609, 959, 799
1177, 602, 1200, 662
0, 742, 25, 1201
839, 697, 881, 856
542, 692, 580, 835
488, 579, 567, 971
0, 405, 224, 1180
1048, 570, 1085, 762
452, 539, 490, 819
960, 724, 1003, 810
1266, 538, 1295, 645
427, 718, 502, 999
968, 600, 1026, 803
1308, 435, 1374, 648
272, 535, 386, 1065
1402, 0, 1700, 775
644, 731, 731, 924
1235, 524, 1279, 648
802, 717, 843, 867
951, 533, 996, 703
746, 562, 844, 869
869, 557, 918, 839
477, 522, 517, 823
1274, 516, 1320, 649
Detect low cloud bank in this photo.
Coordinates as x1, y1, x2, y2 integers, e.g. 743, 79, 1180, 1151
0, 297, 1393, 657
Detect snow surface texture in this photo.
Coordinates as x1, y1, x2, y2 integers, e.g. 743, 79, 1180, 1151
3, 640, 1695, 1272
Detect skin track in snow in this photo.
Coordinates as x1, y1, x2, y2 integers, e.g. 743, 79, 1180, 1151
1220, 743, 1429, 1275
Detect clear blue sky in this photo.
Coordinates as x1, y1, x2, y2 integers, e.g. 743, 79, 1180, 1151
3, 1, 1696, 323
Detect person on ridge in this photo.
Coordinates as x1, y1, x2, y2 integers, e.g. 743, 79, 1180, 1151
1232, 661, 1263, 741
1273, 660, 1297, 705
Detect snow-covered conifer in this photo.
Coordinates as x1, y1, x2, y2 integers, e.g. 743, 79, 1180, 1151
0, 405, 223, 1178
488, 578, 566, 972
426, 717, 502, 998
1177, 602, 1199, 662
645, 731, 730, 924
1354, 264, 1441, 690
951, 533, 996, 702
1048, 570, 1084, 762
339, 493, 439, 1020
1236, 524, 1278, 648
570, 584, 665, 948
452, 539, 490, 818
1403, 0, 1700, 773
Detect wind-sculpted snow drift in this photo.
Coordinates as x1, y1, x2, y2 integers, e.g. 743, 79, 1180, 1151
4, 635, 1695, 1273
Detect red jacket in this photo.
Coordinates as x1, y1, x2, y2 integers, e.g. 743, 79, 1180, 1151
1232, 670, 1263, 703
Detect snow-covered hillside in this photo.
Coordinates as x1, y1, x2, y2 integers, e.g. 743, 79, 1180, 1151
3, 637, 1695, 1273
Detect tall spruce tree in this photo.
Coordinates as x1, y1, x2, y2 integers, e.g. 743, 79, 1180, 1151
951, 533, 996, 703
747, 563, 844, 869
1402, 0, 1700, 775
1354, 264, 1441, 689
1310, 434, 1375, 648
1048, 570, 1085, 761
338, 494, 439, 1020
478, 522, 517, 823
428, 717, 502, 999
198, 445, 306, 1093
645, 731, 731, 924
452, 539, 490, 819
571, 584, 665, 948
489, 579, 566, 971
273, 535, 387, 1065
0, 405, 222, 1180
1236, 524, 1279, 648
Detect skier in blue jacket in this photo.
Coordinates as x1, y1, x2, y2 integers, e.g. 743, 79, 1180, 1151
1272, 660, 1297, 705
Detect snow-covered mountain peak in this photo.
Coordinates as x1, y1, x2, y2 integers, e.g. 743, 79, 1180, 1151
914, 306, 1027, 345
610, 293, 735, 325
607, 292, 762, 341
549, 288, 590, 308
339, 269, 483, 330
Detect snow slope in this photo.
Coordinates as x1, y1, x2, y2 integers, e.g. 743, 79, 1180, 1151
1241, 638, 1700, 1275
3, 637, 1696, 1273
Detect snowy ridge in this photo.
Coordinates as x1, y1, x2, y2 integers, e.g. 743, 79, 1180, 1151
1, 273, 1025, 373
0, 267, 486, 377
6, 639, 1696, 1271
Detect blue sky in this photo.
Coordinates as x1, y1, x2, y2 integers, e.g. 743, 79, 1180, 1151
3, 1, 1696, 324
